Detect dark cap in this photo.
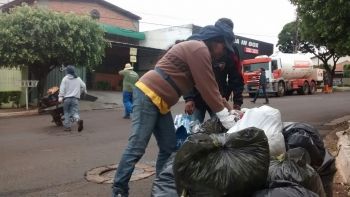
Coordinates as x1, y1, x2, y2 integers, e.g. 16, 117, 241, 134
66, 65, 77, 78
215, 18, 235, 52
215, 18, 234, 29
187, 17, 235, 52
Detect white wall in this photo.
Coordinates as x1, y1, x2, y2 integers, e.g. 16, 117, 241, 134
140, 24, 193, 50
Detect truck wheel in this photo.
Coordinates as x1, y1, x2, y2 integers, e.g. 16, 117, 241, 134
276, 82, 285, 97
309, 81, 316, 94
298, 82, 310, 95
54, 119, 63, 126
249, 93, 256, 98
52, 115, 63, 126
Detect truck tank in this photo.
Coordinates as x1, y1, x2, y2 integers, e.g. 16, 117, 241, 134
271, 53, 313, 80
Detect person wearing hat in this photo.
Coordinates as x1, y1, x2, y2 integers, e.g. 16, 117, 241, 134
58, 65, 87, 132
118, 63, 139, 119
112, 18, 239, 197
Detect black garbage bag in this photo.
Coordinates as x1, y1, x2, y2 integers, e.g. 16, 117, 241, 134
192, 116, 227, 134
151, 153, 177, 197
268, 148, 326, 197
317, 150, 337, 197
174, 127, 270, 197
282, 122, 325, 168
253, 180, 319, 197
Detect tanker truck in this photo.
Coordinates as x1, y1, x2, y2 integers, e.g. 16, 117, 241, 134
242, 53, 324, 97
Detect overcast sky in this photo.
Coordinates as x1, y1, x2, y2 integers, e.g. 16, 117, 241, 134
107, 0, 297, 46
0, 0, 297, 46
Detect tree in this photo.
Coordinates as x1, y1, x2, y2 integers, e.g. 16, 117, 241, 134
288, 0, 350, 86
0, 5, 109, 99
277, 21, 301, 53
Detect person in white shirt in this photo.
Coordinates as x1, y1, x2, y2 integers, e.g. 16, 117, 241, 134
58, 65, 87, 131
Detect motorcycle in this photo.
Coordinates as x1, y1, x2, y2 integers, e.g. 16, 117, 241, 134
38, 86, 64, 126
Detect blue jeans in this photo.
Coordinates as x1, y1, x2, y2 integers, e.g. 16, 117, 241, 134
123, 91, 133, 117
112, 87, 176, 196
63, 97, 80, 128
192, 105, 216, 123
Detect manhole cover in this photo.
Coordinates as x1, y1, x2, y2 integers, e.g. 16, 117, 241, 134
85, 163, 155, 184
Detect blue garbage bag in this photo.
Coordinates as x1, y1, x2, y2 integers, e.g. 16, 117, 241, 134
174, 114, 192, 150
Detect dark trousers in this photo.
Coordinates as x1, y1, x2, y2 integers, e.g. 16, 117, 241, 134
253, 85, 269, 103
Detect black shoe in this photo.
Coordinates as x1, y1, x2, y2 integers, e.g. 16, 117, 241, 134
251, 100, 255, 103
263, 102, 269, 104
123, 115, 130, 119
78, 120, 83, 132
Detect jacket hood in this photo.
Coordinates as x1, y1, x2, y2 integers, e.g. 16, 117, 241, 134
67, 74, 76, 79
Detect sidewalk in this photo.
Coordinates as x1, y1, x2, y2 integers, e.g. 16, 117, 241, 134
80, 90, 123, 111
0, 90, 124, 118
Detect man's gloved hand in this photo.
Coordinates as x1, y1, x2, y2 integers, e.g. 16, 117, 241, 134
184, 100, 195, 115
230, 109, 244, 119
216, 108, 238, 129
58, 97, 63, 103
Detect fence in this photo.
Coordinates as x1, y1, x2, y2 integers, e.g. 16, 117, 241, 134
45, 66, 86, 90
0, 67, 22, 92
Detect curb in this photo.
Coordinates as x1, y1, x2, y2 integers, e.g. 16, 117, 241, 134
324, 115, 350, 129
0, 103, 122, 118
333, 87, 350, 92
0, 109, 38, 118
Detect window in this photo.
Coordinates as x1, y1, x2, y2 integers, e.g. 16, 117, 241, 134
271, 60, 278, 71
243, 62, 270, 72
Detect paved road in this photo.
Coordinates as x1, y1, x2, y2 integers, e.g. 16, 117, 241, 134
0, 92, 349, 197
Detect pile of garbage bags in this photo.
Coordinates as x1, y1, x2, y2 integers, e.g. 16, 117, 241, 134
152, 106, 336, 197
174, 128, 269, 196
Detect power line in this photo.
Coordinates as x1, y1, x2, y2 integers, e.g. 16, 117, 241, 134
99, 16, 277, 38
0, 2, 277, 39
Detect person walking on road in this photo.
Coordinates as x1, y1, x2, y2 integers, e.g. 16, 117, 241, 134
112, 18, 239, 197
58, 65, 87, 132
251, 67, 269, 104
118, 63, 139, 119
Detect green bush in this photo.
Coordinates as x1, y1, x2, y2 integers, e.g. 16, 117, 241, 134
344, 64, 350, 70
344, 70, 350, 78
0, 91, 21, 106
96, 81, 111, 90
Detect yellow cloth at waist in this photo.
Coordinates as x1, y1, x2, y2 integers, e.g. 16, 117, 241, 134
135, 81, 170, 114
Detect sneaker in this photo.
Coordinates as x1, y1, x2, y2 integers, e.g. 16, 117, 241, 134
77, 120, 83, 132
123, 115, 130, 119
250, 100, 255, 103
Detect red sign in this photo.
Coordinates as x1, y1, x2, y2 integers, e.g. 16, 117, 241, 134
244, 47, 259, 54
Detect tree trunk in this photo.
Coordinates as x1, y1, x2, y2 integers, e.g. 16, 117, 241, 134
37, 74, 47, 105
325, 69, 334, 87
29, 64, 49, 106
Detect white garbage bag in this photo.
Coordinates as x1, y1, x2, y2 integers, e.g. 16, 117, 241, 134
228, 105, 286, 156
